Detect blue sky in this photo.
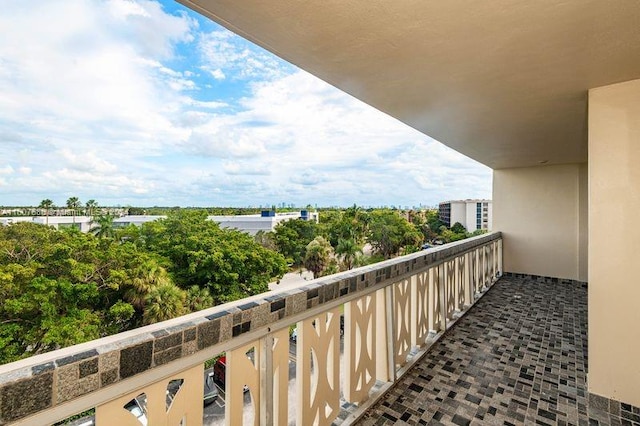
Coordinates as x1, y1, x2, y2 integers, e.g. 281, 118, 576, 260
0, 0, 491, 208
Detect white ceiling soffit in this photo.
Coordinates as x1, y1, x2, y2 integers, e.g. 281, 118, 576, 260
178, 0, 640, 169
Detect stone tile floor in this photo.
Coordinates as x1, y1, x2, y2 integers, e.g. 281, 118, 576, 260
356, 275, 640, 426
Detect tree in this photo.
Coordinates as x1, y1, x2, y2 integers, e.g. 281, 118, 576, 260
123, 260, 172, 310
254, 230, 277, 251
38, 199, 54, 226
451, 222, 467, 234
335, 238, 362, 270
143, 283, 186, 324
440, 222, 468, 243
318, 205, 369, 248
85, 199, 98, 217
273, 219, 317, 266
304, 236, 334, 279
367, 210, 423, 259
139, 210, 288, 304
419, 209, 445, 243
66, 197, 82, 225
0, 222, 176, 363
186, 286, 214, 312
90, 214, 115, 239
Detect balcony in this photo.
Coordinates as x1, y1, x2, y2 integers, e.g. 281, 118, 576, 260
1, 231, 638, 425
0, 233, 503, 425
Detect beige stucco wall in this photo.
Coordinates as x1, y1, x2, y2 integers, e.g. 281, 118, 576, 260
588, 78, 640, 407
493, 163, 587, 281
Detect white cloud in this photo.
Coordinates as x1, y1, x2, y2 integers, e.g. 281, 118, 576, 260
209, 69, 226, 80
198, 30, 290, 81
60, 150, 119, 174
223, 161, 271, 176
0, 165, 14, 175
0, 0, 491, 207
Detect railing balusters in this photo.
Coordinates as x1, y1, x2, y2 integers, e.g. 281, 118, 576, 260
438, 263, 447, 331
261, 328, 289, 426
445, 259, 456, 319
344, 294, 377, 404
95, 364, 203, 426
393, 278, 412, 367
227, 340, 261, 425
428, 266, 441, 332
375, 287, 393, 383
457, 254, 467, 309
296, 307, 341, 426
411, 270, 430, 348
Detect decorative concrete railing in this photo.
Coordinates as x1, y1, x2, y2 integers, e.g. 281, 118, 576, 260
0, 232, 502, 426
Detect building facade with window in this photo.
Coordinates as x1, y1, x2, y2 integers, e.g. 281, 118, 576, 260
439, 199, 492, 231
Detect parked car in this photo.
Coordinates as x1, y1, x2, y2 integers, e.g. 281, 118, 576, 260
213, 356, 249, 393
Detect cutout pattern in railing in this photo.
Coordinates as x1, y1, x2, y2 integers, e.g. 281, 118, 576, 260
392, 278, 412, 368
429, 264, 443, 332
445, 259, 457, 319
411, 270, 430, 347
227, 341, 260, 425
297, 307, 342, 425
344, 293, 377, 404
95, 365, 202, 425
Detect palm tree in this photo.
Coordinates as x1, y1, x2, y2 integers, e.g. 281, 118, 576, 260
89, 214, 115, 239
85, 199, 98, 217
186, 286, 214, 312
304, 236, 334, 279
66, 197, 81, 225
38, 199, 54, 226
125, 261, 171, 310
336, 238, 362, 271
143, 283, 186, 324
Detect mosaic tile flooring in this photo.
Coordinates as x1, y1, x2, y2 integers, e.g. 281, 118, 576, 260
356, 275, 638, 426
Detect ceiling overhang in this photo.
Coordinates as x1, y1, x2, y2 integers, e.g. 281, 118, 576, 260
178, 0, 640, 169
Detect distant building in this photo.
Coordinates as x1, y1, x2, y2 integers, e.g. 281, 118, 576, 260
1, 210, 318, 235
439, 199, 492, 231
114, 210, 319, 235
210, 210, 319, 235
111, 210, 319, 235
112, 215, 167, 228
0, 216, 95, 232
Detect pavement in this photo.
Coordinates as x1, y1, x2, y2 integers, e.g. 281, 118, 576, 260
268, 269, 314, 291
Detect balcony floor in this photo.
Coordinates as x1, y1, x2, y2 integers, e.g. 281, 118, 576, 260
356, 275, 632, 426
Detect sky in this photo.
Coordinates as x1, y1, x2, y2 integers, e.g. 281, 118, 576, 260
0, 0, 491, 208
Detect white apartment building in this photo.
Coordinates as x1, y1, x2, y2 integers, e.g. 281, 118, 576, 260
439, 199, 492, 231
